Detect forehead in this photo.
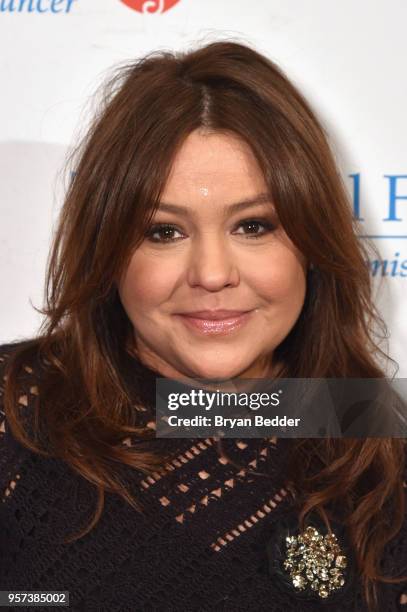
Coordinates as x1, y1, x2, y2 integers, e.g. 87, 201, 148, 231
161, 130, 267, 198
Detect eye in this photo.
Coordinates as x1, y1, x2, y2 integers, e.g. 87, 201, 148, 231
144, 217, 277, 244
145, 223, 185, 243
234, 218, 276, 239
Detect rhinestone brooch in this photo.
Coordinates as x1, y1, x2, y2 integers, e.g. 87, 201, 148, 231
266, 509, 354, 604
283, 525, 347, 599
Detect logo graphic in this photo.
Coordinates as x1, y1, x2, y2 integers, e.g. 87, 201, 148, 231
120, 0, 180, 13
350, 173, 407, 277
0, 0, 77, 13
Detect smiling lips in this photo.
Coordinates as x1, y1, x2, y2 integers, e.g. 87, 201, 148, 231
175, 309, 253, 335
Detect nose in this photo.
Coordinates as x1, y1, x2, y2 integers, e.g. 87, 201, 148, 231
186, 233, 239, 291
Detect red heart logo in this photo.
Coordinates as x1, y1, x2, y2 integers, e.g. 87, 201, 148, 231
120, 0, 180, 13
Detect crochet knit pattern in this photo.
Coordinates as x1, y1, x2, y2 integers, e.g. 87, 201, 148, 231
0, 342, 406, 611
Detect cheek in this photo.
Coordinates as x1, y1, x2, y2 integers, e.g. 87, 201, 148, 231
249, 251, 306, 306
119, 252, 179, 312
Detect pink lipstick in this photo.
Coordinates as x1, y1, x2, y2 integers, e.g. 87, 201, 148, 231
175, 310, 253, 336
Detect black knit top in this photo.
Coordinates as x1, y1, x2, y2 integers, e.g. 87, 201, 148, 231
0, 342, 406, 611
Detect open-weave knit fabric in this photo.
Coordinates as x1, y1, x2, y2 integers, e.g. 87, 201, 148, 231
0, 342, 406, 611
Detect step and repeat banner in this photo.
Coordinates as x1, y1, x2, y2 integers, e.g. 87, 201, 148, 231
0, 0, 406, 374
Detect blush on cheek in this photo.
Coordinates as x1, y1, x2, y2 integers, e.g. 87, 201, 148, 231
252, 265, 302, 299
122, 255, 180, 308
250, 262, 307, 328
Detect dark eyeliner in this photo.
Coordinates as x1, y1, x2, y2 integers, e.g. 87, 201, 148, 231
145, 223, 183, 243
234, 217, 276, 239
145, 217, 276, 244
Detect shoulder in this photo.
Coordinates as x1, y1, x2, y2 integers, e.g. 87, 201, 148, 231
402, 440, 407, 491
0, 341, 23, 376
0, 339, 40, 403
0, 339, 37, 375
0, 340, 27, 410
0, 338, 44, 383
379, 442, 407, 606
0, 339, 42, 444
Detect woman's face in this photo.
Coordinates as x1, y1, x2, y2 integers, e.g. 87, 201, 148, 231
118, 129, 307, 381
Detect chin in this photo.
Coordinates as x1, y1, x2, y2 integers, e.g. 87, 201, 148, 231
189, 362, 242, 382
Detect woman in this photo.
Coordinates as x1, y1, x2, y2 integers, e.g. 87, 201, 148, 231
0, 41, 406, 611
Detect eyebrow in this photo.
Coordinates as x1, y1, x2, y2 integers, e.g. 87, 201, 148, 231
157, 192, 274, 217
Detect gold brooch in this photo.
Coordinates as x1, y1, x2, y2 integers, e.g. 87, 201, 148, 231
282, 525, 347, 599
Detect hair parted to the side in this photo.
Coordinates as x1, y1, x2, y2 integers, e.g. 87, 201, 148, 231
2, 40, 406, 612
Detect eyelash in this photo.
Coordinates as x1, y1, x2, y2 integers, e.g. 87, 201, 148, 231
145, 218, 276, 244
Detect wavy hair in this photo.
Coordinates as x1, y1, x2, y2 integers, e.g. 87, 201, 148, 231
2, 40, 406, 611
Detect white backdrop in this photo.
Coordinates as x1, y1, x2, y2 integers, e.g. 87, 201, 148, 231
1, 0, 406, 374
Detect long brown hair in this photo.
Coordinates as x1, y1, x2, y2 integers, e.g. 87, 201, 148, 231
2, 40, 405, 611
